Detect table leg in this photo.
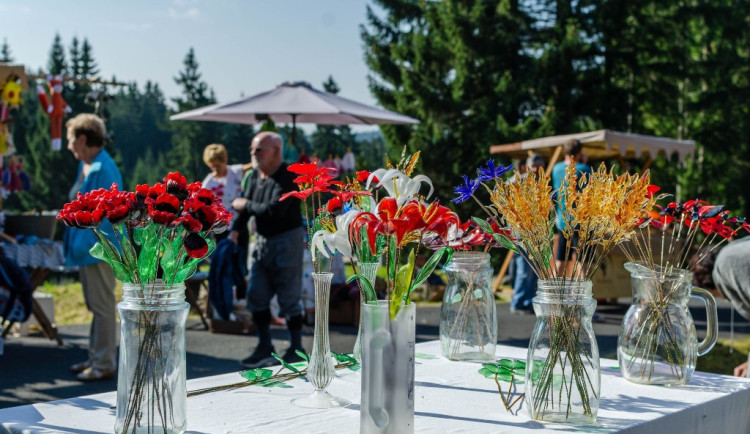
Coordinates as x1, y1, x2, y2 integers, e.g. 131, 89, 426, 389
31, 297, 63, 345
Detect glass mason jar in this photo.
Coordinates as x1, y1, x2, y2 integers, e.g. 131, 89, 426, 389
115, 282, 189, 434
439, 252, 497, 361
618, 262, 718, 385
525, 279, 600, 424
360, 301, 416, 434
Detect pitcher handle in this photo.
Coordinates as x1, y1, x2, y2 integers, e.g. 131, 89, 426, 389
690, 286, 718, 356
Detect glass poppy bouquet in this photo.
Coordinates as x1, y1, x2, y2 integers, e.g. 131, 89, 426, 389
617, 189, 749, 383
57, 172, 232, 287
345, 150, 455, 318
620, 189, 750, 272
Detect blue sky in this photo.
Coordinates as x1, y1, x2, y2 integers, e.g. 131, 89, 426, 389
1, 0, 381, 132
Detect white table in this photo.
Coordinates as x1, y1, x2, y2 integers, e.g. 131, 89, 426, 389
2, 340, 749, 433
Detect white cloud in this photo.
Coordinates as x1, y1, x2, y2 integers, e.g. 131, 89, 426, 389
168, 6, 201, 20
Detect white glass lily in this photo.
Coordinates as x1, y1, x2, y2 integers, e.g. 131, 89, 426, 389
311, 210, 359, 259
366, 168, 434, 206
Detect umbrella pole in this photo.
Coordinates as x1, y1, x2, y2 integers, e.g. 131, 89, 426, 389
291, 114, 297, 147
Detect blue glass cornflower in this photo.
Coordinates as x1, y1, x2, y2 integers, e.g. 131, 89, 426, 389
476, 159, 513, 182
452, 176, 480, 203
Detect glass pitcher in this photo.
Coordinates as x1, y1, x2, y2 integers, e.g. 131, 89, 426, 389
617, 262, 718, 385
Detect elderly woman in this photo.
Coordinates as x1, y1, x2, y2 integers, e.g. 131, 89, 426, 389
64, 114, 123, 381
201, 143, 253, 218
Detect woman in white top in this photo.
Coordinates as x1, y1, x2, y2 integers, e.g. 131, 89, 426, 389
201, 143, 252, 216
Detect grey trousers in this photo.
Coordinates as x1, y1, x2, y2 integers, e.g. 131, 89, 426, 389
79, 261, 117, 371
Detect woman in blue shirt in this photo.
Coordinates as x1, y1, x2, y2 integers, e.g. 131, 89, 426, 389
63, 114, 123, 382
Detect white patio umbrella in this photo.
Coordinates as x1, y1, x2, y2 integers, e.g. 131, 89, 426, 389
170, 81, 419, 144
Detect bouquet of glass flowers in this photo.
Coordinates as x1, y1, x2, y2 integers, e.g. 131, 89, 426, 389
343, 151, 455, 318
57, 172, 231, 433
455, 161, 653, 422
57, 172, 231, 285
617, 190, 749, 384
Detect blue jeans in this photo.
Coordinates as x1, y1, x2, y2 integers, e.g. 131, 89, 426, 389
246, 227, 304, 319
511, 253, 537, 310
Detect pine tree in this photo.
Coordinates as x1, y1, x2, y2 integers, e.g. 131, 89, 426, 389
362, 0, 533, 205
0, 38, 13, 62
170, 48, 220, 182
47, 33, 67, 75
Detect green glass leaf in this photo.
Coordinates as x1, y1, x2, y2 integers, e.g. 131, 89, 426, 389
347, 274, 377, 303
331, 351, 358, 365
451, 293, 463, 304
135, 225, 160, 282
391, 249, 414, 318
478, 367, 495, 378
499, 359, 526, 370
415, 353, 438, 360
347, 364, 361, 371
256, 368, 273, 380
387, 236, 397, 283
295, 350, 309, 362
492, 233, 519, 253
473, 289, 484, 299
89, 242, 130, 282
472, 217, 494, 234
481, 363, 500, 374
497, 371, 513, 382
257, 379, 293, 388
239, 369, 258, 381
408, 247, 451, 295
272, 352, 301, 374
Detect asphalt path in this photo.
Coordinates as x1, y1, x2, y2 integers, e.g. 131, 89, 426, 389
1, 299, 747, 410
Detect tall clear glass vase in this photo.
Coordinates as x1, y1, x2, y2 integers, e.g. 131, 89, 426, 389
292, 272, 351, 408
115, 282, 189, 434
618, 262, 718, 385
439, 252, 497, 361
525, 279, 600, 424
360, 301, 416, 434
353, 261, 379, 362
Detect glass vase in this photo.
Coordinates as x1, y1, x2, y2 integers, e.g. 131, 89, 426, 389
360, 301, 415, 434
353, 261, 379, 362
439, 252, 496, 361
618, 262, 718, 385
292, 272, 351, 408
115, 281, 189, 434
525, 279, 600, 424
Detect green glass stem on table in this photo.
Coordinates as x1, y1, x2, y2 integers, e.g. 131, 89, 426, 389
115, 282, 189, 434
352, 261, 379, 362
439, 251, 497, 362
525, 279, 600, 424
617, 262, 718, 385
292, 272, 351, 408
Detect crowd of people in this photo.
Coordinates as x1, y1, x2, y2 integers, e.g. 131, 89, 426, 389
55, 115, 750, 380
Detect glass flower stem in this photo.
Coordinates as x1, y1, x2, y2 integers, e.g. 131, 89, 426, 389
353, 261, 379, 361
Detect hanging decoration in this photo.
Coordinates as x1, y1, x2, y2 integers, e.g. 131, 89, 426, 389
36, 75, 71, 151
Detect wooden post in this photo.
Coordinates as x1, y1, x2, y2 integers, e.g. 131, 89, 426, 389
492, 250, 514, 294
545, 146, 564, 177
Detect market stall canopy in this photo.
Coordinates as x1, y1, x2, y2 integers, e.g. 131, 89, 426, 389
170, 81, 419, 126
489, 129, 695, 163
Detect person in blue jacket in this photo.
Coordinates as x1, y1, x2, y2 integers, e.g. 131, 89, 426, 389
63, 114, 123, 382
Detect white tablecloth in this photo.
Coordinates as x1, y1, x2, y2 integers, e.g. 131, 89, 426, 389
2, 340, 750, 433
